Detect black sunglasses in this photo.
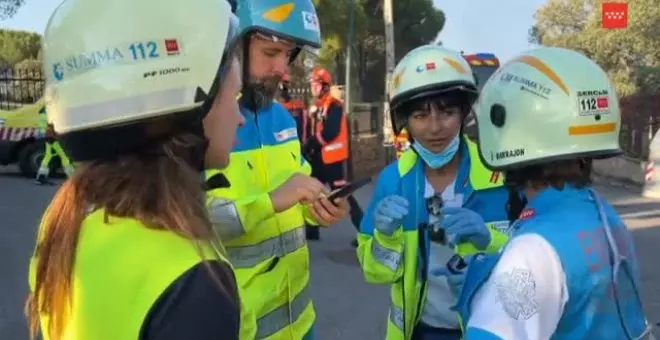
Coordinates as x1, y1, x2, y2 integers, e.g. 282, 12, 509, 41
424, 194, 468, 274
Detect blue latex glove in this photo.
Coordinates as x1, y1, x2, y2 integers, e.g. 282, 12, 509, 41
441, 206, 491, 250
430, 266, 465, 297
373, 195, 409, 236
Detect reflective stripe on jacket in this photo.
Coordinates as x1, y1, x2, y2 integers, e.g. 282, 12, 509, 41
357, 137, 511, 340
313, 94, 348, 164
205, 101, 317, 339
282, 99, 308, 144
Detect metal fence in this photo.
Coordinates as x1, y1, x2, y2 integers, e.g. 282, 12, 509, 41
620, 119, 659, 159
0, 68, 44, 110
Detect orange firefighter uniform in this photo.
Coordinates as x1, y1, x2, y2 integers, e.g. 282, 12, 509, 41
303, 67, 361, 241
393, 128, 411, 159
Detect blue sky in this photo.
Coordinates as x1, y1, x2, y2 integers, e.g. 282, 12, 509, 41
1, 0, 547, 62
433, 0, 548, 61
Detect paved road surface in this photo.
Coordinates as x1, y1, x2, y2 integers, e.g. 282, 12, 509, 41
2, 165, 660, 339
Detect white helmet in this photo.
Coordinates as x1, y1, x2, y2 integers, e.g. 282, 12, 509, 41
476, 47, 622, 171
388, 45, 478, 134
43, 0, 241, 161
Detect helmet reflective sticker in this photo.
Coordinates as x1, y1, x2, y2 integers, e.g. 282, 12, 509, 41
475, 47, 622, 171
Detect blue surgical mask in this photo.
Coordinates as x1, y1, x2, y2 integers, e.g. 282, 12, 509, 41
412, 134, 460, 169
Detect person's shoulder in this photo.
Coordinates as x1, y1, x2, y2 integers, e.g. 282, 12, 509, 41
329, 97, 344, 108
380, 159, 403, 180
270, 101, 289, 112
500, 233, 562, 272
496, 233, 567, 299
270, 102, 297, 121
592, 188, 626, 225
140, 260, 240, 340
471, 184, 509, 200
506, 233, 555, 252
374, 157, 408, 191
152, 259, 238, 300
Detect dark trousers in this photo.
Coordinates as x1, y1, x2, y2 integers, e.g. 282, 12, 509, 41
306, 160, 363, 239
412, 323, 462, 340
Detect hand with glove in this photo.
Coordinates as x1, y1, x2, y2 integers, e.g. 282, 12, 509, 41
373, 195, 409, 236
441, 207, 491, 250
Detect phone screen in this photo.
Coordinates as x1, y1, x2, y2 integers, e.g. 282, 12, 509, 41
326, 178, 371, 201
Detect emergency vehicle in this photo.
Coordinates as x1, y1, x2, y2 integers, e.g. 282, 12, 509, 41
0, 99, 59, 177
462, 52, 500, 90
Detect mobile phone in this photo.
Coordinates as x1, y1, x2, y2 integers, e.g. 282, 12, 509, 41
326, 178, 372, 201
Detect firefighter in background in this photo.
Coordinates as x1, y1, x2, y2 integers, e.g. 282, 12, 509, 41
35, 107, 74, 185
393, 127, 411, 159
279, 73, 308, 145
303, 67, 364, 243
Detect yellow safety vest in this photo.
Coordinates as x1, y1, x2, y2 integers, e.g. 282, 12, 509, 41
357, 138, 509, 340
205, 102, 316, 339
29, 209, 256, 340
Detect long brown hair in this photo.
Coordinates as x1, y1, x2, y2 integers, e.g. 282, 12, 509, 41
25, 132, 227, 340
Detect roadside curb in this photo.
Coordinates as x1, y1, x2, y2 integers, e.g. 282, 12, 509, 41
592, 172, 643, 192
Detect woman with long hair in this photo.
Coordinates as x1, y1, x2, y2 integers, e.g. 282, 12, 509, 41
25, 0, 253, 339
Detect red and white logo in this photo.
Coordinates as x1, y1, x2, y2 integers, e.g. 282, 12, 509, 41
518, 208, 536, 221
596, 96, 609, 109
274, 127, 297, 142
165, 39, 180, 55
602, 2, 628, 29
426, 62, 436, 70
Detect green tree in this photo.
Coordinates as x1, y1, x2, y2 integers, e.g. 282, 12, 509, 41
529, 0, 660, 96
314, 0, 368, 68
0, 0, 25, 20
312, 0, 444, 102
354, 0, 444, 101
280, 0, 445, 103
13, 56, 40, 72
0, 35, 22, 65
0, 29, 41, 66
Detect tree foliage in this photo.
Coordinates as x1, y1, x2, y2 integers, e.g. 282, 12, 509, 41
0, 29, 41, 67
529, 0, 660, 96
0, 29, 43, 103
0, 0, 25, 20
312, 0, 445, 102
313, 0, 368, 67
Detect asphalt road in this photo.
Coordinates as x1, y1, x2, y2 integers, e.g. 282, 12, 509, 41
1, 166, 660, 339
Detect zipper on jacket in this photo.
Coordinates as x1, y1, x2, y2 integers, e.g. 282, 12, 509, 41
252, 111, 270, 189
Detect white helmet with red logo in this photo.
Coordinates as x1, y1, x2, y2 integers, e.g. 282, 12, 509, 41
475, 47, 622, 171
42, 0, 241, 161
388, 45, 477, 134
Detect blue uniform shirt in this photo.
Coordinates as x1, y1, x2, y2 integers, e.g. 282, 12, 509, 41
456, 185, 650, 339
